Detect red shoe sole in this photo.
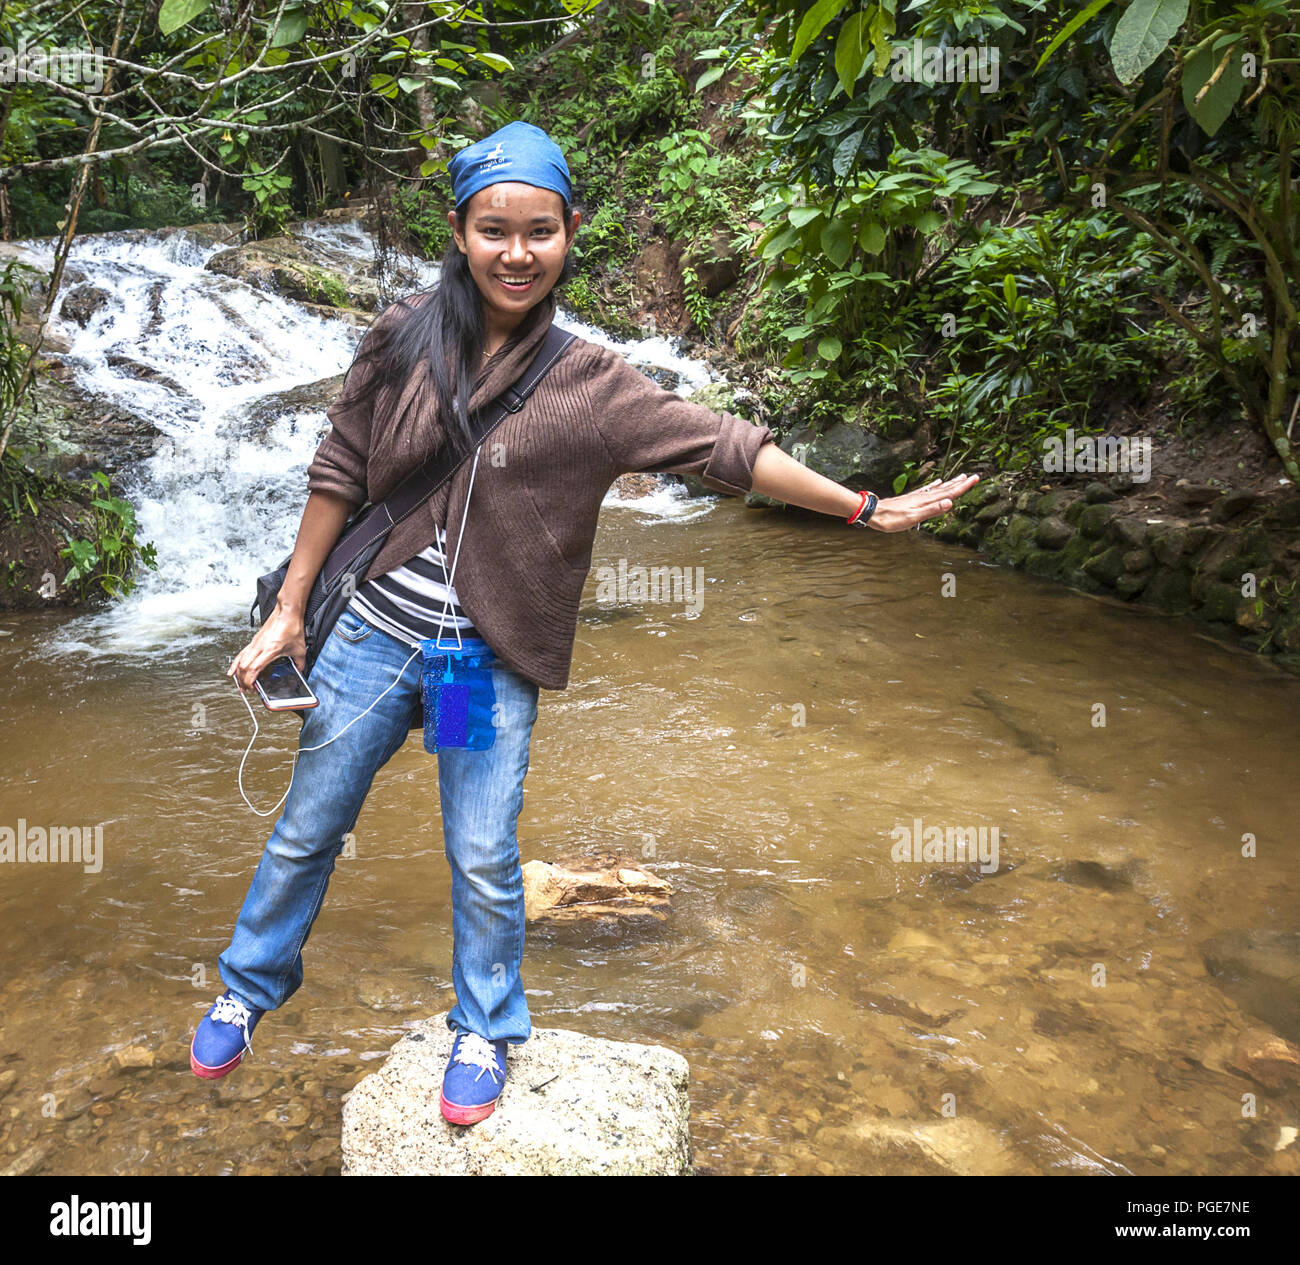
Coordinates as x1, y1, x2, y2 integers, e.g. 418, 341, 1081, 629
190, 1041, 244, 1080
440, 1090, 498, 1126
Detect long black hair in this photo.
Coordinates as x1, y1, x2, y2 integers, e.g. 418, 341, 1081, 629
339, 196, 580, 463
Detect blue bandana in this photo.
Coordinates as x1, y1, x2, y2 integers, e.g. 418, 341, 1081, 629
448, 120, 573, 213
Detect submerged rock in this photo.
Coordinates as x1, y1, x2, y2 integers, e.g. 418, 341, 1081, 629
340, 1012, 691, 1175
1202, 929, 1300, 1043
815, 1115, 1023, 1176
1232, 1027, 1300, 1089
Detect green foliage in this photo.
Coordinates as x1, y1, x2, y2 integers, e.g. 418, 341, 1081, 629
392, 186, 456, 258
57, 472, 159, 600
922, 214, 1160, 473
571, 202, 635, 270
0, 258, 38, 405
0, 445, 63, 523
680, 263, 715, 331
0, 255, 155, 599
698, 0, 1299, 483
651, 129, 734, 239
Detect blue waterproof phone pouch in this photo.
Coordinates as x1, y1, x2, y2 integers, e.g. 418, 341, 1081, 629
419, 639, 497, 753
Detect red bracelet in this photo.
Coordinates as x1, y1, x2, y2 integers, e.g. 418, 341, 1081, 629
846, 490, 870, 525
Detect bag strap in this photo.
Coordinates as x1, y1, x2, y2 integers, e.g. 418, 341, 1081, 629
318, 322, 577, 592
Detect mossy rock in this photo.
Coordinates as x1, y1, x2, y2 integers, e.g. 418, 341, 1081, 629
688, 382, 741, 414
930, 519, 964, 543
1198, 581, 1247, 624
1273, 609, 1300, 653
974, 498, 1013, 524
1110, 517, 1151, 549
1035, 489, 1082, 517
1005, 513, 1038, 549
1149, 525, 1189, 567
966, 478, 1010, 510
1020, 545, 1075, 584
1034, 516, 1074, 550
1078, 503, 1119, 538
1142, 567, 1194, 612
1082, 545, 1126, 587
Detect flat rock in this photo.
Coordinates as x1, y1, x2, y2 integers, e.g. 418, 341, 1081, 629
341, 1011, 691, 1175
522, 850, 672, 923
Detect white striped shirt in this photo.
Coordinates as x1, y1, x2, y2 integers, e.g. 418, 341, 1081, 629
346, 524, 479, 647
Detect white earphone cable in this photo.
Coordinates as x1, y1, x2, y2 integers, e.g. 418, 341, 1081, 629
234, 440, 484, 817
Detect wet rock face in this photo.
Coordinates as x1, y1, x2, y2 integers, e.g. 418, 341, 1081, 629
205, 233, 418, 312
0, 495, 104, 610
61, 284, 113, 327
340, 1012, 691, 1175
775, 421, 921, 495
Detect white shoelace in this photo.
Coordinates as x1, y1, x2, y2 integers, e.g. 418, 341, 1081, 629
452, 1031, 503, 1084
210, 995, 256, 1055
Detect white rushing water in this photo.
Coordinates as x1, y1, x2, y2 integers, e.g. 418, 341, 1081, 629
13, 216, 730, 662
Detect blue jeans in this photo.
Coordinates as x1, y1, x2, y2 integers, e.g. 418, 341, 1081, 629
217, 606, 540, 1045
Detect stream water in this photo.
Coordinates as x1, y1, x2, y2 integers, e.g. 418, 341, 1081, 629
0, 218, 1297, 1176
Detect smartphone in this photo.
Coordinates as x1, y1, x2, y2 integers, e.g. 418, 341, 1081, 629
254, 656, 319, 710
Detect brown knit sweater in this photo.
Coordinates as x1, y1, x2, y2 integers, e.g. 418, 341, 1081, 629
305, 289, 774, 689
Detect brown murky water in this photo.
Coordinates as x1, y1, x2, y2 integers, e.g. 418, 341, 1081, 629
2, 494, 1298, 1175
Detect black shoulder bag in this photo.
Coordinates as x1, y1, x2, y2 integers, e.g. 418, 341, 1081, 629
250, 322, 577, 679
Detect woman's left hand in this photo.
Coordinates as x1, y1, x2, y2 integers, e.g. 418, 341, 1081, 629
864, 474, 981, 532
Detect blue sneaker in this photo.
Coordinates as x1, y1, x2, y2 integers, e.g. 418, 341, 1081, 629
190, 991, 264, 1079
440, 1029, 508, 1125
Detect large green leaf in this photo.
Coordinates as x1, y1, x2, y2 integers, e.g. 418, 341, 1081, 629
159, 0, 211, 36
1034, 0, 1114, 73
1108, 0, 1187, 84
476, 52, 515, 73
791, 0, 851, 63
820, 218, 855, 268
858, 219, 885, 254
1181, 42, 1246, 137
269, 9, 309, 47
832, 127, 865, 176
835, 12, 870, 97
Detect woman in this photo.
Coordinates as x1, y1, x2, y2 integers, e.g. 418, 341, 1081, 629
193, 120, 978, 1125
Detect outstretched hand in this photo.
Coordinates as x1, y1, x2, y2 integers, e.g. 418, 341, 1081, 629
865, 473, 980, 532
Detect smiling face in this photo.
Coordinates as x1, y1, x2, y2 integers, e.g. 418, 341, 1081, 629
449, 182, 580, 349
